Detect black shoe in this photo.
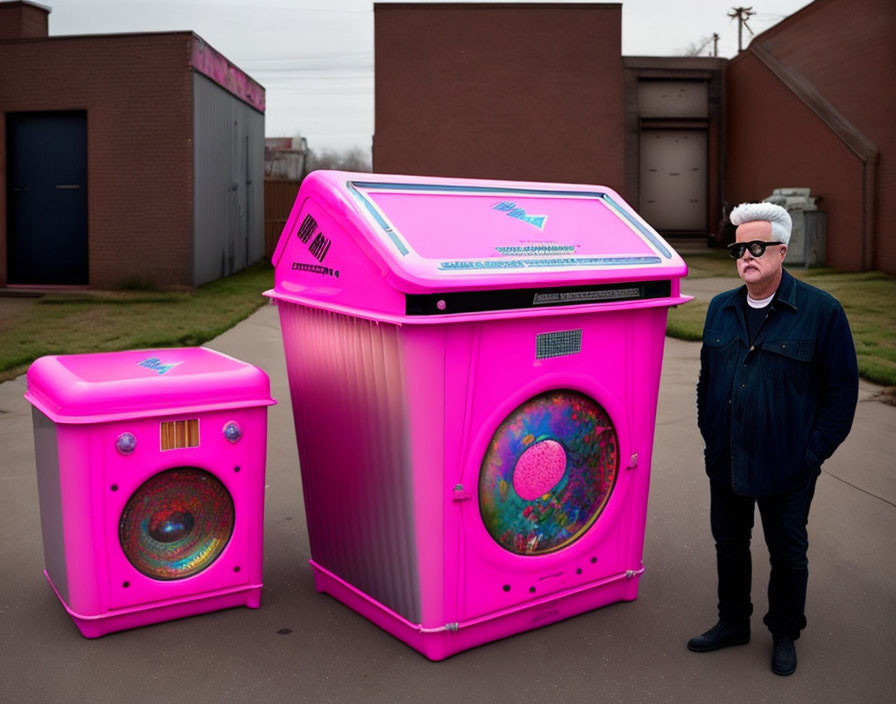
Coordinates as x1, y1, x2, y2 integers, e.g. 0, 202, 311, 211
771, 636, 797, 676
687, 620, 750, 652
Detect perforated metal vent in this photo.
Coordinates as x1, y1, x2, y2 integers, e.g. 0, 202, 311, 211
536, 330, 583, 359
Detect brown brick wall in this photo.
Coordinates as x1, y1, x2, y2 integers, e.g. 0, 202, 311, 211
0, 33, 195, 288
0, 1, 49, 40
761, 0, 895, 144
373, 3, 625, 190
726, 53, 864, 270
727, 0, 896, 273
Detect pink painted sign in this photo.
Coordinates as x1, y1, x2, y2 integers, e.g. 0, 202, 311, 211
191, 36, 265, 112
363, 190, 657, 261
340, 176, 682, 289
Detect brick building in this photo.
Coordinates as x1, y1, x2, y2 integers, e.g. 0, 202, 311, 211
725, 0, 895, 273
373, 3, 726, 241
0, 0, 265, 289
374, 1, 896, 273
374, 3, 627, 193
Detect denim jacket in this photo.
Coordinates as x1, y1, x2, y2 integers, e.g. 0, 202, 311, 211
696, 269, 858, 496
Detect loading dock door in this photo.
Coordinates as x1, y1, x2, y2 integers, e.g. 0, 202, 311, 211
6, 111, 88, 285
639, 129, 708, 233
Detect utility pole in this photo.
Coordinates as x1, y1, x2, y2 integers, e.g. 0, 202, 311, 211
712, 32, 720, 57
728, 6, 756, 52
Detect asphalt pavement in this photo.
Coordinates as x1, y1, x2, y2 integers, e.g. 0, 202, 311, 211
1, 297, 894, 704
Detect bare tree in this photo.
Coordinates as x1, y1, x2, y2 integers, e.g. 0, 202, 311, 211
681, 33, 719, 57
307, 146, 372, 172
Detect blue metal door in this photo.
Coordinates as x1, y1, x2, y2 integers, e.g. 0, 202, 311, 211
6, 111, 88, 285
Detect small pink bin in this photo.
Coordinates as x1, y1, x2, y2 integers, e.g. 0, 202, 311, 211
25, 347, 275, 638
268, 171, 690, 659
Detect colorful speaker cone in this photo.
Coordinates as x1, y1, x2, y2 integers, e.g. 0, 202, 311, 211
479, 390, 618, 555
119, 467, 235, 580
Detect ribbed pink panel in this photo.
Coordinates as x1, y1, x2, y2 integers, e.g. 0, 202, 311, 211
278, 302, 422, 622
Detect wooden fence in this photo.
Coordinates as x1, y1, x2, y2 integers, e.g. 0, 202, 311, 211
264, 178, 302, 258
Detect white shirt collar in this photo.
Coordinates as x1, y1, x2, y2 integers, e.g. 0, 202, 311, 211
747, 292, 775, 309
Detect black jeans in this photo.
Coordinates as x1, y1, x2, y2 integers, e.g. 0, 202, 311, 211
710, 477, 817, 639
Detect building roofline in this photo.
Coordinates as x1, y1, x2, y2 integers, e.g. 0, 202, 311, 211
0, 30, 265, 112
727, 0, 877, 162
623, 55, 728, 68
191, 34, 265, 112
374, 2, 621, 10
730, 0, 826, 66
747, 42, 876, 162
2, 28, 195, 43
0, 0, 52, 12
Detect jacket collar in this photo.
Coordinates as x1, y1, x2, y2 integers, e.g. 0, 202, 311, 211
723, 268, 798, 312
775, 269, 798, 310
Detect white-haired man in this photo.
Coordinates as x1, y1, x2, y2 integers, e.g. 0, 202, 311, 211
689, 202, 858, 675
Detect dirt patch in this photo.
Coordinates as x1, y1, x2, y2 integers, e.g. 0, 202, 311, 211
872, 387, 896, 406
0, 296, 41, 329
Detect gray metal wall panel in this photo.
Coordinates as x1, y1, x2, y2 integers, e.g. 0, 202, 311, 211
247, 110, 265, 265
192, 73, 265, 286
639, 129, 708, 231
32, 408, 68, 603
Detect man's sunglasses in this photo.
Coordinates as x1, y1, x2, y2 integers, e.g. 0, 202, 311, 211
727, 240, 786, 260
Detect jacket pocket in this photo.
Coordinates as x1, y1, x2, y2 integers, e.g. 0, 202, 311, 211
702, 329, 731, 348
760, 338, 814, 387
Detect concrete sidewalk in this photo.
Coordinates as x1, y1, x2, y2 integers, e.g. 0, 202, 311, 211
681, 275, 739, 303
1, 303, 894, 703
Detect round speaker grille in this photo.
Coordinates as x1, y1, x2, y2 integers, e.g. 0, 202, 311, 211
479, 390, 618, 555
119, 468, 234, 580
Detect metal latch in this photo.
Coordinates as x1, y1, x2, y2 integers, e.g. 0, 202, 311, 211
453, 484, 471, 502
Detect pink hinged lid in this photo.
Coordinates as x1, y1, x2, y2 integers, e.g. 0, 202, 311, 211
25, 347, 275, 424
269, 171, 689, 322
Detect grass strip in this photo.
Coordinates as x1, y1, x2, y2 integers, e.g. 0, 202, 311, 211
2, 251, 893, 388
669, 251, 896, 387
0, 262, 273, 383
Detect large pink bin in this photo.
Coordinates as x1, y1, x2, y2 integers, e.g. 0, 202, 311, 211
25, 347, 275, 637
268, 171, 689, 659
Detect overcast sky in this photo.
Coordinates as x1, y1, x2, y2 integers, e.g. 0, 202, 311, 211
47, 0, 812, 152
